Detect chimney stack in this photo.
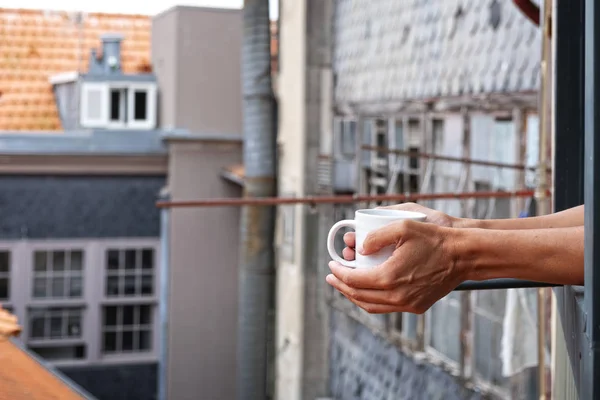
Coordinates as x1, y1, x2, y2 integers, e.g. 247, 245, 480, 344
100, 33, 124, 74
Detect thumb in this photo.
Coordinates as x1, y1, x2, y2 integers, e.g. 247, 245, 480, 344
361, 220, 409, 255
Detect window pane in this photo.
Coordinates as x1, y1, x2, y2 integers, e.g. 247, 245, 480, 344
141, 275, 153, 296
106, 276, 120, 296
0, 278, 8, 300
69, 276, 83, 298
141, 249, 153, 270
51, 277, 65, 298
429, 302, 461, 363
110, 89, 122, 121
123, 306, 134, 326
30, 345, 86, 361
134, 90, 148, 120
50, 315, 62, 338
139, 305, 151, 325
0, 252, 9, 273
34, 252, 47, 272
125, 250, 136, 270
122, 330, 134, 351
52, 251, 66, 272
33, 277, 47, 298
107, 250, 120, 270
124, 275, 136, 296
67, 314, 82, 337
31, 316, 45, 339
70, 251, 83, 271
104, 332, 117, 352
104, 306, 118, 327
402, 313, 419, 342
138, 330, 152, 351
474, 314, 506, 386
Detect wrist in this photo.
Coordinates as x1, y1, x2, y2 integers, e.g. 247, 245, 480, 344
443, 226, 475, 282
452, 217, 485, 229
446, 226, 496, 282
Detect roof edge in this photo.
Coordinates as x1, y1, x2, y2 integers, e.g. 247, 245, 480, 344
49, 71, 80, 85
9, 338, 98, 400
162, 131, 243, 143
153, 5, 242, 20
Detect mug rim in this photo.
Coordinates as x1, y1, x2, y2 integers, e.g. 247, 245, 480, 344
355, 208, 427, 220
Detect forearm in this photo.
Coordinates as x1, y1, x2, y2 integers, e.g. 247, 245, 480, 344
457, 205, 584, 230
452, 225, 584, 285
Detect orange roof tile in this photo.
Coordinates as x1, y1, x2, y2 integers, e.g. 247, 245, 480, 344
0, 340, 86, 400
0, 306, 85, 399
0, 8, 151, 132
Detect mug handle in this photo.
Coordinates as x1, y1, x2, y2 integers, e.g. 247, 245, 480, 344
327, 220, 357, 268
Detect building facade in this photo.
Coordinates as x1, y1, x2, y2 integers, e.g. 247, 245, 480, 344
276, 0, 544, 399
0, 6, 245, 400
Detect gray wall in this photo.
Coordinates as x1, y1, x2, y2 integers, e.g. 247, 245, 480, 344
53, 81, 80, 130
166, 139, 242, 400
152, 6, 243, 135
330, 310, 482, 400
0, 175, 164, 239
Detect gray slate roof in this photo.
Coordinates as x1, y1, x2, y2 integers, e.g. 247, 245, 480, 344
333, 0, 541, 106
0, 130, 167, 156
0, 129, 242, 156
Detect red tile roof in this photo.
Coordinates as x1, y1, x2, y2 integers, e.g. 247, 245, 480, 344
0, 306, 85, 399
0, 8, 151, 132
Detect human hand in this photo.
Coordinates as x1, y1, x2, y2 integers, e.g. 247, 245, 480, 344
327, 219, 465, 314
340, 203, 459, 263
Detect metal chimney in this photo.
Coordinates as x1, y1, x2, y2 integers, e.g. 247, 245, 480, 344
100, 33, 124, 74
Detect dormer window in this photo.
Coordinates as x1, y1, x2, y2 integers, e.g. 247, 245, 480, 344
80, 81, 157, 130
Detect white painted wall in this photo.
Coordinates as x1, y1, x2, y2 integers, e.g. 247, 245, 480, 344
275, 0, 307, 399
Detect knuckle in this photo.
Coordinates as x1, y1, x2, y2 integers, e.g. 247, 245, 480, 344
379, 273, 397, 290
342, 273, 355, 287
346, 287, 359, 299
391, 291, 406, 306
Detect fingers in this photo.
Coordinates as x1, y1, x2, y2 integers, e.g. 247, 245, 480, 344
361, 220, 410, 255
342, 247, 355, 261
343, 232, 355, 248
328, 261, 396, 290
347, 299, 398, 314
326, 273, 397, 305
377, 202, 422, 212
342, 232, 356, 260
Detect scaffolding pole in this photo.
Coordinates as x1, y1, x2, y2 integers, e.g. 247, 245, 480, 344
156, 189, 544, 209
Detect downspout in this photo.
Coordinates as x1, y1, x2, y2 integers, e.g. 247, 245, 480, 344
158, 191, 171, 400
236, 0, 277, 399
536, 0, 552, 398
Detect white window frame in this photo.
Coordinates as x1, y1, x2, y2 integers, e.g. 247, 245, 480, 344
0, 238, 160, 367
80, 82, 157, 130
98, 240, 159, 362
127, 83, 157, 130
80, 82, 109, 128
107, 85, 129, 129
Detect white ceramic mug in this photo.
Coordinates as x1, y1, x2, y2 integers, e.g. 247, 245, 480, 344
327, 209, 427, 268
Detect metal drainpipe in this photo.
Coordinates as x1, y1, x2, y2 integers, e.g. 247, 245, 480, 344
536, 0, 552, 398
237, 0, 277, 399
158, 192, 171, 400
